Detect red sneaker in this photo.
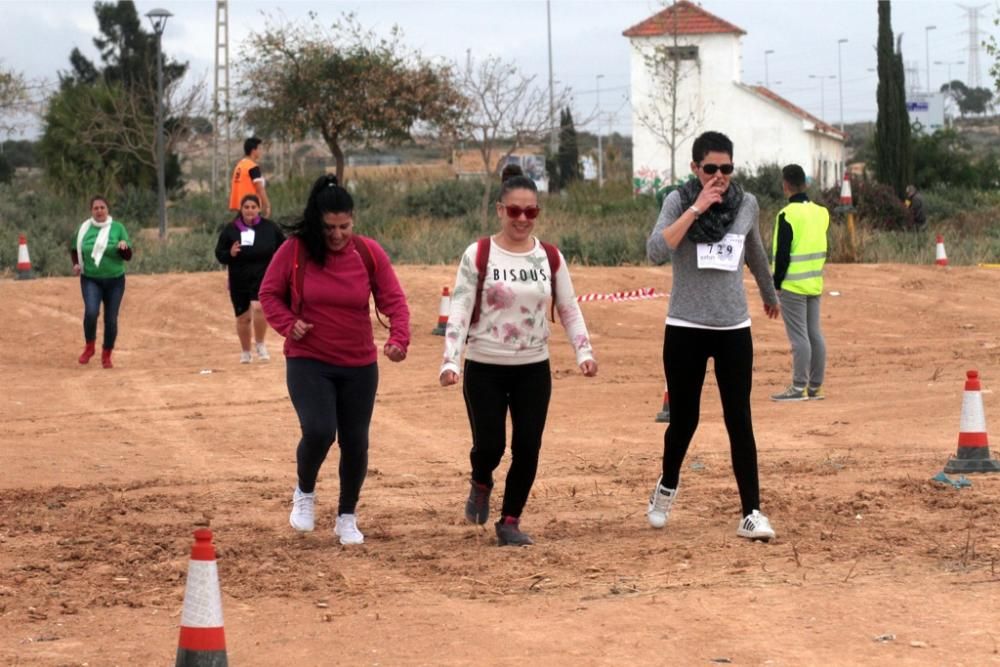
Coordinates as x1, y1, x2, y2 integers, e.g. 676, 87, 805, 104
101, 348, 113, 369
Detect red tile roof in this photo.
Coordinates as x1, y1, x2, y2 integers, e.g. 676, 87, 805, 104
623, 1, 745, 38
747, 85, 845, 139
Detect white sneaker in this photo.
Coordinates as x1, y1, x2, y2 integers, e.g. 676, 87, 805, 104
334, 513, 364, 545
737, 510, 776, 541
239, 351, 253, 364
289, 487, 316, 532
647, 475, 678, 529
255, 342, 270, 361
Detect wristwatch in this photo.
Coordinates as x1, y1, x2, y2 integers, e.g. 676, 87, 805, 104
688, 205, 701, 216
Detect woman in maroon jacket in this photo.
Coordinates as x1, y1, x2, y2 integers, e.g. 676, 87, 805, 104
259, 174, 410, 545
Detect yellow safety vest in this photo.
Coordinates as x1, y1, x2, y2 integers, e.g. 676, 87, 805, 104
772, 201, 829, 296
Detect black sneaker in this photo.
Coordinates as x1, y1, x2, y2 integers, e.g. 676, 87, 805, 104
495, 516, 533, 546
465, 480, 491, 525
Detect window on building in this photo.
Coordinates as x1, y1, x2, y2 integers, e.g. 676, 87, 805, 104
662, 45, 699, 61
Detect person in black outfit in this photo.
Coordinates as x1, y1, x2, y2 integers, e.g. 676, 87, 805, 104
905, 185, 926, 230
215, 194, 286, 363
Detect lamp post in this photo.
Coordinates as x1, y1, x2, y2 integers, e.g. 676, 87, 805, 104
837, 38, 848, 131
924, 25, 936, 92
595, 74, 604, 188
146, 8, 172, 240
764, 49, 774, 88
809, 74, 836, 122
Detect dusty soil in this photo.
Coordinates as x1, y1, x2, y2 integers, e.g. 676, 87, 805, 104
2, 262, 1000, 666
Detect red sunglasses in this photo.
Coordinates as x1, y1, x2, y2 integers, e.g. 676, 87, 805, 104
500, 204, 541, 220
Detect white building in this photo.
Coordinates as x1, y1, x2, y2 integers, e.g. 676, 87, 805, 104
624, 1, 845, 193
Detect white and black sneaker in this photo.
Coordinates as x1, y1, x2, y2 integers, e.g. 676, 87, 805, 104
737, 510, 775, 541
647, 475, 678, 529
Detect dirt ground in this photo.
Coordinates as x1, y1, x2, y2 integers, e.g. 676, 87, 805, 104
2, 262, 1000, 666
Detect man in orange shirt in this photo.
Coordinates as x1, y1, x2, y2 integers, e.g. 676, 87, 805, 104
229, 137, 271, 218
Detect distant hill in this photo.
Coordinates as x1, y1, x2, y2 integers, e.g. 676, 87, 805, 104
843, 116, 1000, 162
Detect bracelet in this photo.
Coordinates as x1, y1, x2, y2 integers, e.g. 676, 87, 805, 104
688, 205, 701, 216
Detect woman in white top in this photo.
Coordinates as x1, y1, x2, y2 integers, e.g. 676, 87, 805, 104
439, 172, 597, 546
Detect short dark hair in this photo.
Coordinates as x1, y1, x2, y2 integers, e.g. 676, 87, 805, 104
244, 137, 263, 156
89, 195, 109, 208
498, 175, 538, 202
782, 164, 807, 190
239, 194, 261, 208
500, 163, 524, 182
691, 131, 733, 163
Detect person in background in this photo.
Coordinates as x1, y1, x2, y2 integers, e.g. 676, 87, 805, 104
259, 174, 410, 546
645, 131, 780, 542
771, 164, 830, 402
230, 137, 271, 219
215, 194, 286, 363
905, 184, 926, 231
439, 171, 598, 547
70, 195, 133, 369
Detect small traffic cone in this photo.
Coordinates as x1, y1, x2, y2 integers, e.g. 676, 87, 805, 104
431, 286, 450, 336
176, 529, 228, 666
655, 383, 670, 423
944, 370, 1000, 473
16, 233, 33, 280
935, 234, 948, 266
839, 172, 852, 206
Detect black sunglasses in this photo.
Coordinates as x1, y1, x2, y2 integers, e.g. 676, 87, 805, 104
700, 163, 734, 175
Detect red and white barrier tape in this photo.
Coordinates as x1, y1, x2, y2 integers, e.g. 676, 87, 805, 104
576, 287, 665, 303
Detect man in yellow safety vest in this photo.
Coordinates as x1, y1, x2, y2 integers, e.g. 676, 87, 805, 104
770, 164, 829, 402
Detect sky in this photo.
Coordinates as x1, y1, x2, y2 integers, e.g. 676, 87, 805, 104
2, 0, 996, 140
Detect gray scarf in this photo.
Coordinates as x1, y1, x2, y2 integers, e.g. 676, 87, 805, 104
677, 178, 745, 243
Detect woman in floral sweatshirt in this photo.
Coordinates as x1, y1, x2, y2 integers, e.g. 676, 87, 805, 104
439, 172, 597, 546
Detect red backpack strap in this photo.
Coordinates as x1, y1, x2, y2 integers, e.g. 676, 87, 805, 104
352, 235, 389, 329
540, 241, 561, 323
470, 237, 491, 324
291, 237, 308, 316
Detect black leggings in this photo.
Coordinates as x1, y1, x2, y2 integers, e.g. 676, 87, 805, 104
286, 357, 378, 515
661, 325, 761, 517
463, 359, 552, 518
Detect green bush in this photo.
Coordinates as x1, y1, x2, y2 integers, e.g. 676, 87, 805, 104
403, 179, 483, 218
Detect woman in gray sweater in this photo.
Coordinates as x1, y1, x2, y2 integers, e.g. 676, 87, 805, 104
645, 131, 781, 541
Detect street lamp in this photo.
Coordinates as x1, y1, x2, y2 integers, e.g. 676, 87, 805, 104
764, 49, 774, 88
809, 74, 836, 122
925, 25, 936, 92
595, 74, 604, 188
837, 38, 848, 131
146, 8, 172, 240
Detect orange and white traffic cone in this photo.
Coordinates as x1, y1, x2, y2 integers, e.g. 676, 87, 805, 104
431, 286, 450, 336
839, 172, 852, 206
176, 529, 228, 666
16, 233, 33, 280
944, 370, 1000, 473
935, 234, 948, 266
655, 383, 670, 423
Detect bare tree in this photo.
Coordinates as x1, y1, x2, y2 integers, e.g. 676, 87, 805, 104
70, 76, 206, 174
634, 28, 706, 184
0, 64, 32, 139
456, 55, 572, 230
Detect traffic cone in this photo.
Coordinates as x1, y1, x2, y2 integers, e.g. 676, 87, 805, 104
176, 529, 228, 666
839, 172, 852, 206
16, 233, 33, 280
431, 286, 450, 336
935, 235, 948, 266
944, 370, 1000, 473
655, 383, 670, 423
